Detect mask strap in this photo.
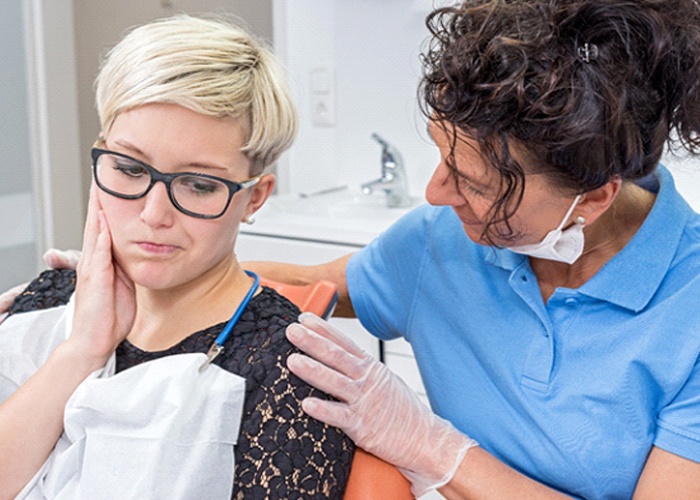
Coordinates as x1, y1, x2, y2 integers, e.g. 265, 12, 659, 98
556, 194, 582, 231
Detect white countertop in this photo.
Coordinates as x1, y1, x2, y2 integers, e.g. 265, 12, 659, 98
241, 189, 422, 247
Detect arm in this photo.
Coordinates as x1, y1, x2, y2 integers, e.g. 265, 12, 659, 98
244, 253, 356, 317
0, 188, 134, 497
0, 343, 111, 497
440, 441, 700, 499
632, 447, 700, 498
285, 314, 700, 499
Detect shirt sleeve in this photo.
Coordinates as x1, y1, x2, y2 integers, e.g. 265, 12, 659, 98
8, 268, 76, 315
655, 351, 700, 462
347, 204, 438, 341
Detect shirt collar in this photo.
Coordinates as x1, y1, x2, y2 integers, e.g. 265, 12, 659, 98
486, 166, 693, 311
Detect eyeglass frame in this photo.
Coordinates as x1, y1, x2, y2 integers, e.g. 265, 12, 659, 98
91, 147, 261, 219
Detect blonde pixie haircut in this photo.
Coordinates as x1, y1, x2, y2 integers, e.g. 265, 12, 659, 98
95, 15, 297, 174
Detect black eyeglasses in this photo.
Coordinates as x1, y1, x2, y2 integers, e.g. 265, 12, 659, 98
91, 148, 260, 219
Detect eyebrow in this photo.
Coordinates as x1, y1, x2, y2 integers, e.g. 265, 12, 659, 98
110, 139, 230, 172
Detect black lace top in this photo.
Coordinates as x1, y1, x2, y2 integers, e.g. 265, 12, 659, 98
9, 269, 354, 499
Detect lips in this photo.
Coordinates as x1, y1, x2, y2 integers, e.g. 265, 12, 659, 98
136, 241, 180, 254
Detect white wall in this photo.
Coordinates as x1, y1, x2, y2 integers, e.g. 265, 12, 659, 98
273, 0, 440, 198
0, 0, 84, 290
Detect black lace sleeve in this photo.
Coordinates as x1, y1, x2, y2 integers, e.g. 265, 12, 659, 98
8, 269, 76, 315
220, 290, 355, 499
116, 288, 355, 499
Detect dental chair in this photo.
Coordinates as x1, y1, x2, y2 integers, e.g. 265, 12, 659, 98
259, 277, 414, 499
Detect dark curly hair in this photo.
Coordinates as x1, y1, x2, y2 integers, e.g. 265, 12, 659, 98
420, 0, 700, 242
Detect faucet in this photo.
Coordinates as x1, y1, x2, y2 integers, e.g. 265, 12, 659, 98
361, 133, 412, 208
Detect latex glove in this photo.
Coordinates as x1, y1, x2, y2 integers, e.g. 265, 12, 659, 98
286, 313, 478, 496
43, 249, 81, 270
0, 283, 28, 324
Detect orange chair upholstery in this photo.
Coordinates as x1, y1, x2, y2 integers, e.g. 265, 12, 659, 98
259, 277, 338, 319
259, 277, 414, 499
343, 448, 413, 499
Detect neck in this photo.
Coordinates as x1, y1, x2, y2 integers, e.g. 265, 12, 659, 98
531, 181, 656, 301
128, 255, 256, 351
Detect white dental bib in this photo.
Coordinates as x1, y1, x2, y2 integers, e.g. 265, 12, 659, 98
0, 297, 246, 499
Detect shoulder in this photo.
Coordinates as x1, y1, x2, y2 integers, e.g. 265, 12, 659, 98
349, 203, 484, 284
218, 287, 301, 382
8, 269, 76, 316
351, 204, 466, 265
226, 288, 355, 496
383, 203, 460, 242
655, 168, 700, 270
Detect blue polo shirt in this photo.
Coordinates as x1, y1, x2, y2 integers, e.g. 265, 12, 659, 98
347, 166, 700, 498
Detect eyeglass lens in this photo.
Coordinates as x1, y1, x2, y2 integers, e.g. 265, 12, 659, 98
95, 152, 232, 217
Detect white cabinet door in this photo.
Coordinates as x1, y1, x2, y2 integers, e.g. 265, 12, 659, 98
236, 232, 380, 359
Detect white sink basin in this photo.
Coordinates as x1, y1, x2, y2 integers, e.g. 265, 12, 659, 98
249, 188, 424, 246
267, 189, 421, 220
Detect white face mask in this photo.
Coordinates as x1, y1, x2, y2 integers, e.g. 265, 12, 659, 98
509, 195, 585, 264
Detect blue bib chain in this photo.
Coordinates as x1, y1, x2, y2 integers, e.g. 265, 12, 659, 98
199, 270, 260, 372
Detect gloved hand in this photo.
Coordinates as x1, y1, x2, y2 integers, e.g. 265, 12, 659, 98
286, 313, 478, 497
43, 249, 81, 270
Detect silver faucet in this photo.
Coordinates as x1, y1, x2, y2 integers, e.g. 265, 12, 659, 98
361, 133, 412, 208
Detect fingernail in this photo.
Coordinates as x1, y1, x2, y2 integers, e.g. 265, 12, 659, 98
286, 323, 304, 341
298, 312, 320, 325
287, 353, 309, 372
287, 352, 301, 368
301, 398, 319, 413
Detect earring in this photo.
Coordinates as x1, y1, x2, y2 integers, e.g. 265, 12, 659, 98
243, 214, 255, 225
575, 216, 586, 225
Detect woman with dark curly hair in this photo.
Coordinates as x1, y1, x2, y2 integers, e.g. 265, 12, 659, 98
261, 0, 700, 498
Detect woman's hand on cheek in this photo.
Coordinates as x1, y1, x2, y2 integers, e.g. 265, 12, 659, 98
66, 186, 136, 368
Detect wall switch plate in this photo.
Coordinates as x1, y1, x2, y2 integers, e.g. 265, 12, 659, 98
310, 67, 335, 127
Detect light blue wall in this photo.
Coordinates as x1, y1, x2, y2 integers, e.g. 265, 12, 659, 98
0, 0, 37, 290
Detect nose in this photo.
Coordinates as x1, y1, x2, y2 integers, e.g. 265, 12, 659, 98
425, 160, 466, 207
140, 181, 176, 227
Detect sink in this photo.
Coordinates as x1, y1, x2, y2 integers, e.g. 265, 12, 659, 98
266, 189, 421, 220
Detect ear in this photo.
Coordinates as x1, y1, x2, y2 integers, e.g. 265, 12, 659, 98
243, 174, 276, 222
575, 177, 622, 225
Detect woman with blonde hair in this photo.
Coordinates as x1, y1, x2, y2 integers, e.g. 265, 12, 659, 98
0, 15, 353, 499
